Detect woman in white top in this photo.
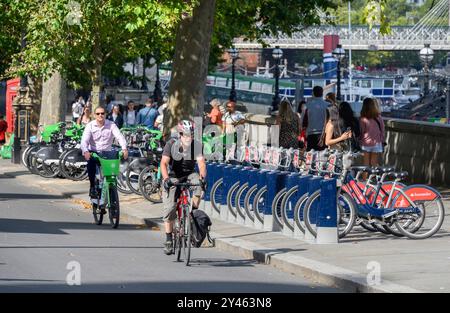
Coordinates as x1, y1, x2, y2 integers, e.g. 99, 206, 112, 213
123, 101, 138, 127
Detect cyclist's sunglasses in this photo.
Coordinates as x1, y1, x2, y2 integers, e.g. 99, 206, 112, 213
95, 112, 106, 115
180, 132, 193, 138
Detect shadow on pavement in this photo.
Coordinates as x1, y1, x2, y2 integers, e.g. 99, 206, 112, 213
0, 171, 31, 179
0, 218, 149, 235
0, 193, 66, 201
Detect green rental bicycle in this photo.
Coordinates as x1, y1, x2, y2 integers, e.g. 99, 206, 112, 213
91, 151, 123, 229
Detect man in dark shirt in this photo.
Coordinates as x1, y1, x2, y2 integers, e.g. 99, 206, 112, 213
160, 120, 207, 255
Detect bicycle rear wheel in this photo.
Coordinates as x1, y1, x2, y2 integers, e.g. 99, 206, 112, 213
108, 185, 120, 229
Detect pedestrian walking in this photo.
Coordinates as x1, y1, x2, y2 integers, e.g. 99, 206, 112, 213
319, 106, 351, 151
339, 101, 361, 151
359, 97, 385, 169
123, 101, 138, 127
0, 115, 8, 146
206, 98, 223, 127
77, 106, 92, 126
137, 98, 159, 130
108, 104, 124, 129
276, 99, 301, 149
302, 86, 328, 151
71, 97, 84, 122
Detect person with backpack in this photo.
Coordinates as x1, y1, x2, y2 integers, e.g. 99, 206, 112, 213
160, 120, 207, 255
137, 98, 158, 130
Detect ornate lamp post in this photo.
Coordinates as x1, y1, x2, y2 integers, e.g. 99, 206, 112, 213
228, 47, 239, 102
332, 44, 346, 101
419, 43, 434, 96
271, 46, 283, 113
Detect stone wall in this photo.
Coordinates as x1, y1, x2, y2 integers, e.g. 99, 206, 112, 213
384, 118, 450, 186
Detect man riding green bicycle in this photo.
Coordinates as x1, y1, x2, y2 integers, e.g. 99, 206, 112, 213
80, 106, 129, 202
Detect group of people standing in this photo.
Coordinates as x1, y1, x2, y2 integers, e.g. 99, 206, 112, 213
72, 96, 166, 131
277, 85, 386, 168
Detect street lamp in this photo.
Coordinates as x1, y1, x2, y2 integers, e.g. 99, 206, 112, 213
419, 43, 434, 96
228, 47, 239, 102
332, 44, 346, 101
271, 46, 283, 113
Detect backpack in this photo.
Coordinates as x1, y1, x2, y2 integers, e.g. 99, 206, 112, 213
191, 209, 213, 248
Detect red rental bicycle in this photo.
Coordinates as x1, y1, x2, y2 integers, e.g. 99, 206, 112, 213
170, 180, 203, 266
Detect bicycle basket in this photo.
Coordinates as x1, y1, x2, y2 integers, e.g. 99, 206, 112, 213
98, 158, 120, 176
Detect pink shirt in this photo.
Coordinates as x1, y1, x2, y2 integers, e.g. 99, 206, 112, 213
80, 119, 127, 154
359, 115, 385, 147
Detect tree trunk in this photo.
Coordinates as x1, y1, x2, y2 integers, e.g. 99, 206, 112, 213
164, 0, 216, 136
91, 64, 102, 109
39, 71, 67, 126
28, 76, 42, 130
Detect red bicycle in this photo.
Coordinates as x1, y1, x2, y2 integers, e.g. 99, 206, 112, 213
170, 181, 203, 266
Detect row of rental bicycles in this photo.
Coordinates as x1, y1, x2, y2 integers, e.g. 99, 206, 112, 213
20, 122, 166, 205
206, 144, 446, 240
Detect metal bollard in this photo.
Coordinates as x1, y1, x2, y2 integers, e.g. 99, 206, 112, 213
316, 179, 338, 244
304, 177, 323, 243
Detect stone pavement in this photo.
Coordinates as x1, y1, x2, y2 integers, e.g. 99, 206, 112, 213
1, 159, 450, 293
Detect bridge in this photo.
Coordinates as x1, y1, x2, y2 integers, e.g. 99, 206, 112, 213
233, 26, 450, 51
234, 0, 450, 51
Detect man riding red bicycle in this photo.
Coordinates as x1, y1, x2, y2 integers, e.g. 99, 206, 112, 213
160, 120, 207, 255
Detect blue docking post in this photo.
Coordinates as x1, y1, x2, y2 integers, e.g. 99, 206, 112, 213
316, 178, 338, 244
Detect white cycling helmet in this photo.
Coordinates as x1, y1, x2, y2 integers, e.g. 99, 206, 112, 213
176, 119, 195, 135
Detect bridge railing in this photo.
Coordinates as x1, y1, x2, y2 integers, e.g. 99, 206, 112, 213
233, 26, 450, 50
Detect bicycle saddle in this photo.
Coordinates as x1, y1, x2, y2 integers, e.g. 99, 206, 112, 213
351, 166, 371, 172
368, 167, 382, 175
373, 166, 396, 173
389, 171, 408, 179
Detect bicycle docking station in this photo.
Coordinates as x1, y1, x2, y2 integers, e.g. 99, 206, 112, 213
281, 172, 302, 238
205, 156, 339, 245
303, 177, 322, 243
316, 178, 338, 244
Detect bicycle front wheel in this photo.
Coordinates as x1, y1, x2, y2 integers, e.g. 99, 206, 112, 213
183, 208, 193, 266
108, 185, 120, 229
394, 196, 445, 240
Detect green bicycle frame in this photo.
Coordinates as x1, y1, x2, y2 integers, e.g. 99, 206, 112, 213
91, 151, 123, 206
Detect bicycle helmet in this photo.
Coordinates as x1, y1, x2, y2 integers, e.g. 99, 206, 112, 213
176, 120, 195, 135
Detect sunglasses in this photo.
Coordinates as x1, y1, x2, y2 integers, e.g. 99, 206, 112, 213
95, 112, 105, 115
